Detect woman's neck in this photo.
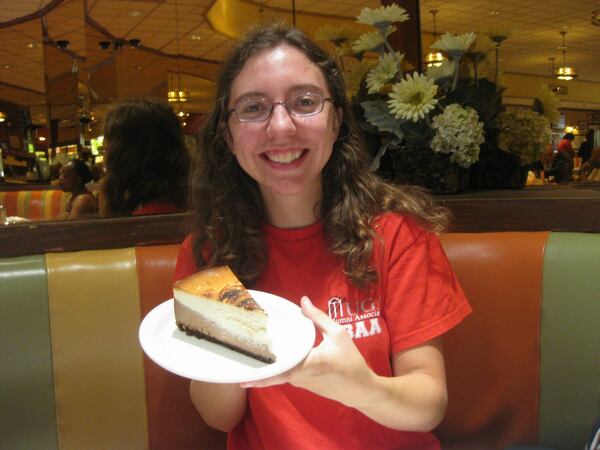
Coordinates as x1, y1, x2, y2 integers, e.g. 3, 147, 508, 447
260, 185, 322, 229
70, 186, 88, 197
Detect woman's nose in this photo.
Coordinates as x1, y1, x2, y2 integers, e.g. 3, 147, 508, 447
266, 103, 296, 136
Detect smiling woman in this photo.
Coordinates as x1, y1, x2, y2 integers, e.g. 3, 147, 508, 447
176, 21, 472, 450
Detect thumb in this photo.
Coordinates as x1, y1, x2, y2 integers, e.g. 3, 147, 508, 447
300, 296, 339, 336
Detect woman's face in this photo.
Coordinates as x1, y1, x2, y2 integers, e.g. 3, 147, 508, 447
226, 44, 341, 200
59, 163, 79, 193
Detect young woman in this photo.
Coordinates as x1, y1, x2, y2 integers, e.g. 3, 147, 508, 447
174, 23, 471, 449
59, 159, 98, 219
101, 98, 190, 216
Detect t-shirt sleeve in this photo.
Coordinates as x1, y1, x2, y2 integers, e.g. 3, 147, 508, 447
382, 222, 471, 354
173, 235, 198, 282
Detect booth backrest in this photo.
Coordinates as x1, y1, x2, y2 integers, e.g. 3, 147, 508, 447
1, 232, 598, 450
0, 189, 69, 220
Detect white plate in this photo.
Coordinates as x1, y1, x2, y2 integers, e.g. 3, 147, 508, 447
139, 290, 316, 383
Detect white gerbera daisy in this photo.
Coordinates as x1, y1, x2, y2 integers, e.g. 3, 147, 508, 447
315, 24, 362, 46
357, 5, 409, 29
468, 34, 495, 55
366, 51, 403, 94
387, 72, 438, 122
352, 26, 396, 54
345, 60, 376, 99
431, 32, 477, 59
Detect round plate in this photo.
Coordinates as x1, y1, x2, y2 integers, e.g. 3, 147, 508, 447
139, 290, 316, 383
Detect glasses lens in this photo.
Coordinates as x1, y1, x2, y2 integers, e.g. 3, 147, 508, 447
236, 97, 270, 121
290, 93, 323, 116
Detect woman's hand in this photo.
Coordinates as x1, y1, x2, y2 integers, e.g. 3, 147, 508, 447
242, 296, 449, 432
241, 296, 376, 407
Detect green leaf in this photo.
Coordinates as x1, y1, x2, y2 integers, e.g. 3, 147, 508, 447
361, 100, 404, 140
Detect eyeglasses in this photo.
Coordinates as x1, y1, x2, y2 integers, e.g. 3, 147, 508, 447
229, 92, 333, 122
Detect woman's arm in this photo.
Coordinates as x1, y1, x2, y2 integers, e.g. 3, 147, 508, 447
355, 339, 447, 431
189, 381, 247, 432
242, 297, 448, 432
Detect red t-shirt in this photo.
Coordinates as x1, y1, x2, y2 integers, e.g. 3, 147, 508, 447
174, 213, 471, 450
132, 201, 183, 216
557, 138, 574, 156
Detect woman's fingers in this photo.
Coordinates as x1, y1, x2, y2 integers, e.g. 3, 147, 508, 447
300, 296, 340, 337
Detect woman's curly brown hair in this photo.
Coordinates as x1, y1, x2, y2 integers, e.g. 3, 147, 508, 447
188, 22, 448, 288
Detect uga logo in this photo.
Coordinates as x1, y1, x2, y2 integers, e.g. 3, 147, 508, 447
327, 297, 382, 340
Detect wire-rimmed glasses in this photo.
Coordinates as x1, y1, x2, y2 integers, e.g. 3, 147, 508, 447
229, 92, 333, 122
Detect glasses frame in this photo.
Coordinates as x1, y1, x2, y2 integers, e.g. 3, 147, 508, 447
228, 92, 334, 122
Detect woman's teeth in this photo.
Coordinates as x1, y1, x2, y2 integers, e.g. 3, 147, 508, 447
265, 150, 303, 164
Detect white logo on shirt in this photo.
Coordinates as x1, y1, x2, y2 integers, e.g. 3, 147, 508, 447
327, 297, 382, 340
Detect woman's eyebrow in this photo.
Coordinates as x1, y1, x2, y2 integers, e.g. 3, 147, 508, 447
234, 84, 325, 100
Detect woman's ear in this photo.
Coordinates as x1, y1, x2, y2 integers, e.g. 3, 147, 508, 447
220, 122, 234, 151
334, 107, 343, 137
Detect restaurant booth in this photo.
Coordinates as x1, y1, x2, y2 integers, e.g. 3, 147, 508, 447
1, 191, 600, 450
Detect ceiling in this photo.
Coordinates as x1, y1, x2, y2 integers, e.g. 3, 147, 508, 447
1, 0, 599, 128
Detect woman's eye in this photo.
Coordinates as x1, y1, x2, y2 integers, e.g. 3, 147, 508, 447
243, 102, 266, 114
295, 96, 315, 108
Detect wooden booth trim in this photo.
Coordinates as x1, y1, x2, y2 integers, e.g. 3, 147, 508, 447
1, 186, 600, 258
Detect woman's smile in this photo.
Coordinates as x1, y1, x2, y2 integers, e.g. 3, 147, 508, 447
260, 148, 308, 166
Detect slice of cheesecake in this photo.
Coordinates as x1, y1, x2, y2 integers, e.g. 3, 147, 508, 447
173, 266, 276, 363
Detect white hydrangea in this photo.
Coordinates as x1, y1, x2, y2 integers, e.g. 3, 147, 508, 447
431, 104, 485, 168
496, 110, 552, 165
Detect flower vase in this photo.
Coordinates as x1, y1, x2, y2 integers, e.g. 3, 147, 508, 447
389, 146, 469, 194
469, 144, 528, 189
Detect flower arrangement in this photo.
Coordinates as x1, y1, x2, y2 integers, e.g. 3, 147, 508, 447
316, 5, 558, 192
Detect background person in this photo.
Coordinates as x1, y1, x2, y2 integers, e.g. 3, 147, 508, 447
554, 132, 576, 183
577, 129, 595, 164
101, 98, 190, 216
59, 159, 98, 219
174, 23, 471, 450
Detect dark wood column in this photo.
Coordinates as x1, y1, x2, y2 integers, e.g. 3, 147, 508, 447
382, 0, 422, 73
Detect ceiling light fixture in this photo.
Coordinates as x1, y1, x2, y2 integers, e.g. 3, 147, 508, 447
425, 9, 443, 68
168, 0, 190, 105
592, 10, 600, 27
554, 30, 578, 81
0, 111, 6, 122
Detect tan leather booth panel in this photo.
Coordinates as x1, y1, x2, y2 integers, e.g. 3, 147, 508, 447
437, 232, 549, 449
46, 249, 149, 450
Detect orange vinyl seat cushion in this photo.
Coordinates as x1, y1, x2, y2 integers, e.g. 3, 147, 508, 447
437, 232, 549, 449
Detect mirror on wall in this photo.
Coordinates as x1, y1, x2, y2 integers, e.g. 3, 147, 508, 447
1, 0, 600, 224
